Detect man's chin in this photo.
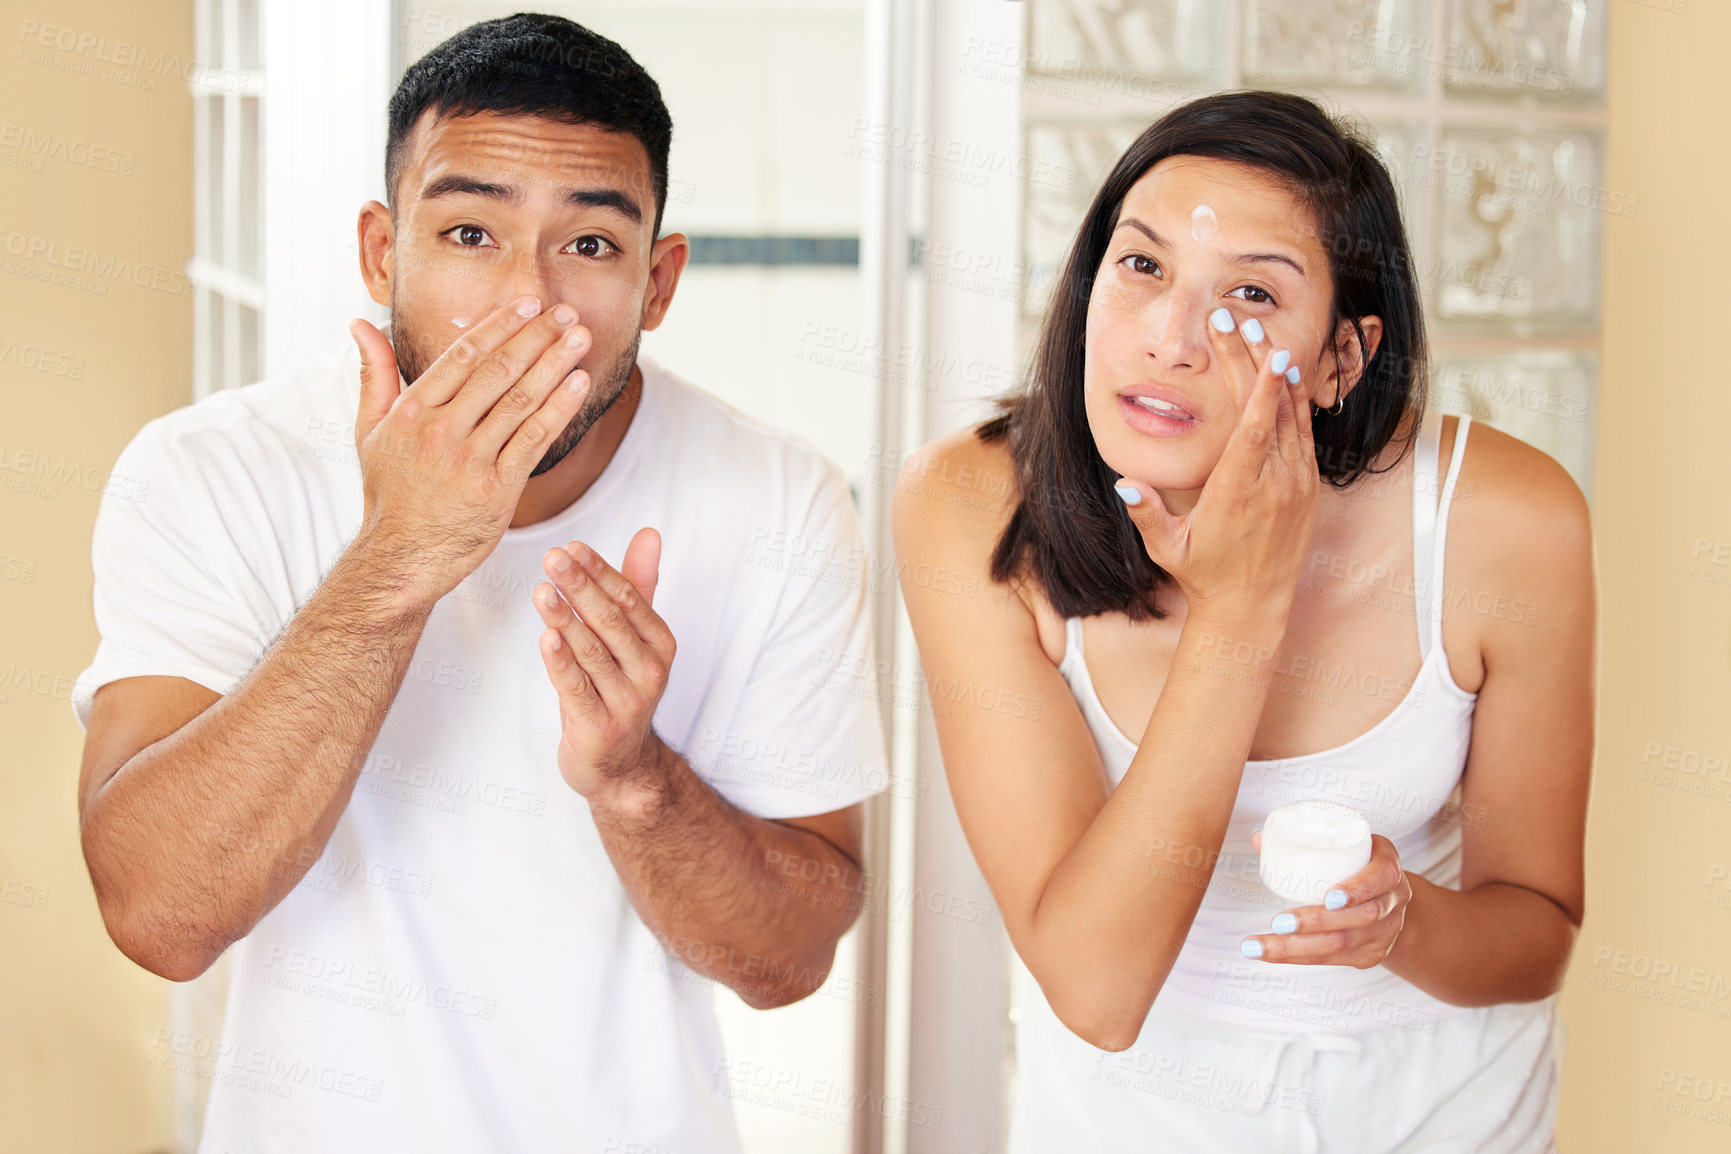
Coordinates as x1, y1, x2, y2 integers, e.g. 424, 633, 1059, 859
529, 424, 584, 478
526, 377, 627, 478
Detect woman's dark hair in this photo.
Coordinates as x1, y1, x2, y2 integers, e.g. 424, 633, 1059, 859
980, 90, 1427, 622
386, 13, 674, 236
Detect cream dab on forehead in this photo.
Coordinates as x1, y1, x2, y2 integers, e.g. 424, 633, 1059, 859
1189, 203, 1218, 244
451, 316, 474, 329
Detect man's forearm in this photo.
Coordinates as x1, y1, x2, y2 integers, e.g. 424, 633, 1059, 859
589, 738, 865, 1009
1382, 875, 1578, 1008
82, 538, 434, 979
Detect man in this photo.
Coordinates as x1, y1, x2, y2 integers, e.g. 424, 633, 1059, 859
73, 14, 885, 1152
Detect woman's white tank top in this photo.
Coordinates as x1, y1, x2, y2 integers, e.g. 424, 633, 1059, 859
1051, 410, 1478, 1035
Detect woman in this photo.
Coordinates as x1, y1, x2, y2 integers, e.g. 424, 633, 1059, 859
892, 91, 1593, 1151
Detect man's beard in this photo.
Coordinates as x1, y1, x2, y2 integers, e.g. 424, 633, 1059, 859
391, 305, 640, 478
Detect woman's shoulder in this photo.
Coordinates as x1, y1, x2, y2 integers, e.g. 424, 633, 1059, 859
1445, 417, 1595, 641
1450, 416, 1592, 558
890, 421, 1020, 540
890, 421, 1076, 666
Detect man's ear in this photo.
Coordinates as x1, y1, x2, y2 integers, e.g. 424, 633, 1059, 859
640, 232, 690, 333
357, 200, 395, 309
1326, 315, 1384, 407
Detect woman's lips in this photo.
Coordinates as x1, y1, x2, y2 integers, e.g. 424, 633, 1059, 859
1117, 392, 1201, 438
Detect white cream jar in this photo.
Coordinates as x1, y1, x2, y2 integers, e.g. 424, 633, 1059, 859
1258, 800, 1374, 906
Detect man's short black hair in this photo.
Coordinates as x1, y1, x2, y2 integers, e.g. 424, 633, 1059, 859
386, 13, 674, 236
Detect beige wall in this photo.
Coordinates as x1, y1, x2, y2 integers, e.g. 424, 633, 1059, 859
1558, 1, 1731, 1150
1, 0, 1727, 1150
0, 0, 191, 1150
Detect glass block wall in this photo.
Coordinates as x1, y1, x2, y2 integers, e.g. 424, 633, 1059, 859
1016, 0, 1608, 496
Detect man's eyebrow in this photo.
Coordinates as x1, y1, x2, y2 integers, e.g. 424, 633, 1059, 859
421, 175, 521, 204
567, 187, 642, 226
419, 175, 643, 227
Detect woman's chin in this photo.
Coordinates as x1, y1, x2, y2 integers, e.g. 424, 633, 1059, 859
1096, 438, 1214, 492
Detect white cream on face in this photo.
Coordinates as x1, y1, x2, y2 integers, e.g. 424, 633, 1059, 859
451, 316, 474, 330
1258, 800, 1373, 905
1189, 203, 1218, 245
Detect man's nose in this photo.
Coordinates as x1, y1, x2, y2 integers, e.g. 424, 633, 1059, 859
505, 249, 557, 312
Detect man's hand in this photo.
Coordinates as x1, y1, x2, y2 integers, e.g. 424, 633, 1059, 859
532, 530, 868, 1008
348, 295, 593, 609
534, 528, 676, 812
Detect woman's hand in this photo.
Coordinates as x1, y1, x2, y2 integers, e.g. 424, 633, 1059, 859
1112, 311, 1318, 631
1239, 832, 1412, 968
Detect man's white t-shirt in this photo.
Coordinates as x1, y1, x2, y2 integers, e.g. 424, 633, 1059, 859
73, 344, 889, 1153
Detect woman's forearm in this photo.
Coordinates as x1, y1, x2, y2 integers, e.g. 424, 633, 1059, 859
1383, 874, 1579, 1006
1027, 614, 1286, 1048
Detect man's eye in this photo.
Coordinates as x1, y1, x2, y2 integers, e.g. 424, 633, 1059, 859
1228, 285, 1274, 305
451, 225, 490, 247
568, 236, 615, 258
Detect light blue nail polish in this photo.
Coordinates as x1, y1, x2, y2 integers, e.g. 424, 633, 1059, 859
1239, 318, 1263, 343
1270, 349, 1290, 375
1241, 939, 1264, 958
1272, 913, 1298, 934
1114, 484, 1141, 506
1209, 307, 1236, 334
1325, 889, 1347, 910
1286, 366, 1301, 385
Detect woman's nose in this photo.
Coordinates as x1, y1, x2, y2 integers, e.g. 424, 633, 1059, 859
1142, 291, 1213, 369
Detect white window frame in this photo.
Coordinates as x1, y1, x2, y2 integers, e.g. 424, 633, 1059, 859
188, 0, 264, 401
176, 3, 395, 1150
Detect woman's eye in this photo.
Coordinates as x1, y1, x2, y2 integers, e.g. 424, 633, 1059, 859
568, 236, 615, 258
1228, 285, 1274, 305
1120, 254, 1160, 277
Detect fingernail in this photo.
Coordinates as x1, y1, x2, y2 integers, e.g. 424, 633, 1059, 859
1272, 913, 1298, 934
1209, 307, 1236, 334
552, 303, 577, 325
566, 369, 588, 392
515, 296, 543, 318
1286, 366, 1301, 385
1239, 318, 1264, 343
1270, 349, 1290, 375
550, 550, 572, 572
1113, 484, 1141, 506
562, 325, 586, 348
1241, 939, 1264, 958
1325, 889, 1347, 910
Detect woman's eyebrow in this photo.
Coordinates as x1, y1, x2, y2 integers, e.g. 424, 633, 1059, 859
1233, 251, 1306, 277
1114, 216, 1305, 277
1113, 217, 1168, 246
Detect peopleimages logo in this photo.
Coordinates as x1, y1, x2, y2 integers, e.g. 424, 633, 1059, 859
14, 19, 254, 94
0, 227, 196, 298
